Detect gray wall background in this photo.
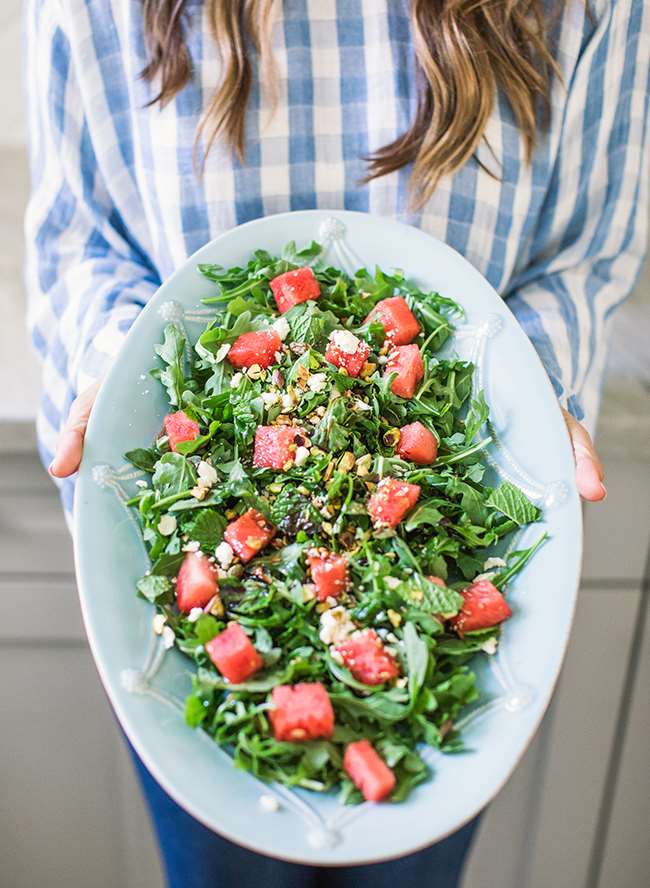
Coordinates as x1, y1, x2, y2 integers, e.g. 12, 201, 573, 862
1, 3, 648, 884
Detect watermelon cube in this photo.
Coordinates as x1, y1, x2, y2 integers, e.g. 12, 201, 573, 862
307, 549, 348, 601
175, 551, 218, 613
269, 683, 335, 741
334, 629, 399, 685
344, 739, 396, 802
365, 296, 421, 345
205, 623, 263, 684
396, 421, 438, 465
325, 330, 370, 378
450, 579, 513, 635
223, 509, 275, 563
368, 477, 420, 528
164, 411, 200, 453
384, 345, 424, 399
228, 330, 282, 370
253, 426, 301, 470
269, 267, 321, 314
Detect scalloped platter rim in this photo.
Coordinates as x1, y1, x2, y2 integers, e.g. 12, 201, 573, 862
74, 210, 582, 865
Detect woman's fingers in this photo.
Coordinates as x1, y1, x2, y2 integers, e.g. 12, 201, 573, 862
561, 408, 607, 502
49, 382, 101, 478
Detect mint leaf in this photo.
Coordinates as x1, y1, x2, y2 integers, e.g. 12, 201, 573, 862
183, 509, 225, 552
486, 481, 540, 525
152, 452, 197, 497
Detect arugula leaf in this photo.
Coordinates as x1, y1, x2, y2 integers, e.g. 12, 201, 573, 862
403, 622, 429, 703
152, 453, 197, 497
152, 324, 187, 408
486, 481, 540, 526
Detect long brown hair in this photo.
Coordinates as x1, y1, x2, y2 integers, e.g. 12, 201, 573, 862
141, 0, 560, 205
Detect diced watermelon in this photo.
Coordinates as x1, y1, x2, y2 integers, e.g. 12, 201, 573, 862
368, 477, 420, 528
164, 411, 200, 453
205, 623, 263, 684
307, 549, 348, 601
228, 330, 282, 370
450, 579, 513, 634
384, 345, 424, 399
175, 551, 218, 613
325, 330, 370, 378
223, 509, 275, 563
253, 425, 302, 470
269, 267, 321, 313
269, 683, 335, 741
365, 296, 421, 345
335, 629, 399, 685
344, 739, 396, 802
396, 421, 438, 465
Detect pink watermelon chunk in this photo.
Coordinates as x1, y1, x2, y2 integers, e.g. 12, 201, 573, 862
176, 551, 218, 613
384, 345, 424, 399
269, 683, 335, 741
368, 477, 420, 528
335, 629, 399, 685
325, 331, 370, 378
307, 549, 348, 601
365, 296, 421, 345
205, 623, 263, 684
164, 411, 200, 453
253, 426, 302, 471
450, 579, 513, 635
344, 740, 396, 802
228, 330, 282, 369
223, 509, 275, 563
269, 267, 321, 313
396, 421, 438, 465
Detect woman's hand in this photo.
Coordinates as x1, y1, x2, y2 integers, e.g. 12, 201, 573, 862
562, 408, 607, 502
49, 382, 100, 478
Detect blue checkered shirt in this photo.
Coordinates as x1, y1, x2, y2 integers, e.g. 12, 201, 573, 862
24, 0, 650, 513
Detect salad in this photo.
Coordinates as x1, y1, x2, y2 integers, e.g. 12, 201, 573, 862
125, 241, 546, 804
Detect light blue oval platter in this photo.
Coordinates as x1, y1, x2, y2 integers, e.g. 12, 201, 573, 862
74, 210, 582, 865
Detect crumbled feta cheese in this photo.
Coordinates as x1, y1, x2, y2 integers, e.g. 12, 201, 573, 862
319, 606, 356, 645
329, 647, 344, 665
215, 343, 231, 363
161, 626, 176, 650
187, 607, 204, 623
353, 399, 372, 412
307, 372, 328, 393
481, 637, 499, 655
281, 392, 297, 412
483, 557, 507, 571
197, 461, 218, 488
215, 540, 234, 569
152, 614, 167, 635
272, 317, 290, 341
329, 329, 361, 354
157, 514, 177, 536
135, 479, 148, 489
183, 540, 201, 553
230, 372, 243, 388
294, 446, 310, 467
384, 576, 401, 590
261, 391, 281, 408
396, 676, 408, 689
259, 794, 280, 812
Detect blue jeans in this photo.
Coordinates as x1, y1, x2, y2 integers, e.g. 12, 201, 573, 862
131, 749, 480, 888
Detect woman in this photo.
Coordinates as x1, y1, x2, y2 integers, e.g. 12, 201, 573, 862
24, 1, 648, 886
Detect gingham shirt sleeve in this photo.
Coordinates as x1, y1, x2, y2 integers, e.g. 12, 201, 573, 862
24, 0, 159, 420
504, 0, 650, 431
